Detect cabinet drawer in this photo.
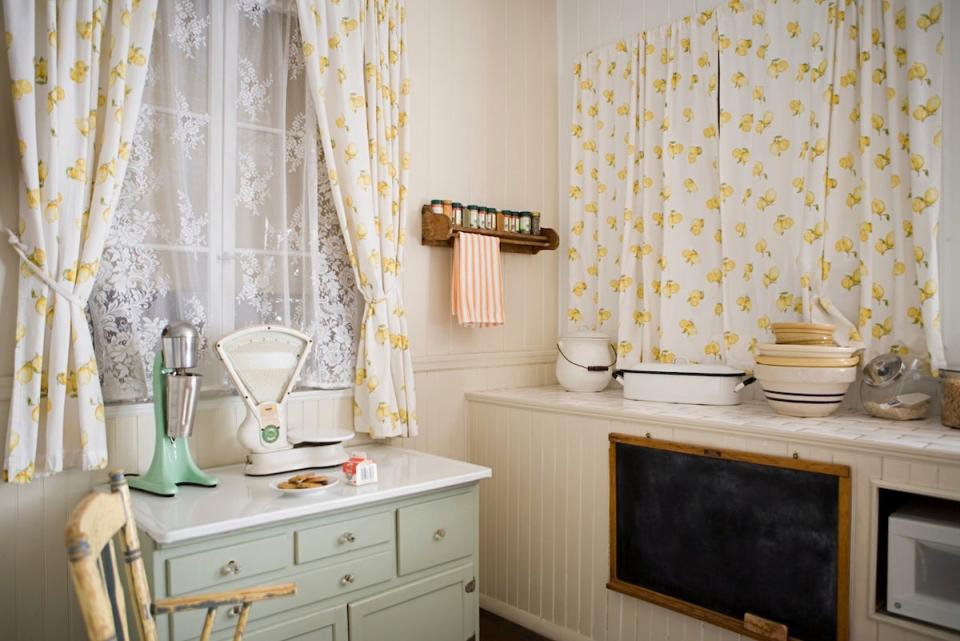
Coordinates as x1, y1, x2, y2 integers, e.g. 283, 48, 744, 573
295, 512, 393, 564
311, 549, 394, 601
397, 493, 473, 576
170, 551, 393, 641
214, 605, 347, 641
166, 533, 292, 595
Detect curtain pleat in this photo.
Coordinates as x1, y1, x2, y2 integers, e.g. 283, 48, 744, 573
296, 0, 416, 438
566, 0, 946, 371
3, 0, 158, 482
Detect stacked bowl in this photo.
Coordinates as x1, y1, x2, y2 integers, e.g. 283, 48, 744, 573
770, 322, 837, 345
754, 324, 861, 417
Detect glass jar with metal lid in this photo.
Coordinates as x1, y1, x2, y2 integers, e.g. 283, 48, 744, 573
942, 368, 960, 428
860, 353, 938, 420
518, 211, 533, 234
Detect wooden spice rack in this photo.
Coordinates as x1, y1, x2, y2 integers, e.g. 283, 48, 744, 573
421, 206, 559, 255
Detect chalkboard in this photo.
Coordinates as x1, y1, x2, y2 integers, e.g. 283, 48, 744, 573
609, 434, 850, 641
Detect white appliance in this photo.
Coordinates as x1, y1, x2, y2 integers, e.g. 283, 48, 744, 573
887, 497, 960, 631
613, 362, 751, 405
215, 325, 353, 475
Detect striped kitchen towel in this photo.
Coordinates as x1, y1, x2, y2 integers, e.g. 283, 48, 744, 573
451, 232, 504, 327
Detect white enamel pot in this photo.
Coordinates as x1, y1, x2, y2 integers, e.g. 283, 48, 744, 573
556, 330, 617, 392
612, 362, 754, 405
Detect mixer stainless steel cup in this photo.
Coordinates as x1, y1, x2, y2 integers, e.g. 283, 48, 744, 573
161, 322, 202, 440
165, 373, 200, 439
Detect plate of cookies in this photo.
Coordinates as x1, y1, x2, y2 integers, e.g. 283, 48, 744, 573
269, 471, 339, 495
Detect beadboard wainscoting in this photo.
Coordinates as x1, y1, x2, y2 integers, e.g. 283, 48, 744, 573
467, 388, 960, 641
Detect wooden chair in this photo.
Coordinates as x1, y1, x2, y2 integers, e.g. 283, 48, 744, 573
65, 470, 296, 641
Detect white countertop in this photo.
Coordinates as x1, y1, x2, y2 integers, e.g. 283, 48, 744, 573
466, 386, 960, 461
130, 445, 491, 545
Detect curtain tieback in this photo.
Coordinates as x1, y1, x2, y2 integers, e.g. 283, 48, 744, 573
4, 227, 87, 310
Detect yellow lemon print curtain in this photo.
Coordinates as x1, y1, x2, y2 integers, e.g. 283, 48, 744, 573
297, 0, 417, 438
567, 0, 945, 370
3, 0, 158, 482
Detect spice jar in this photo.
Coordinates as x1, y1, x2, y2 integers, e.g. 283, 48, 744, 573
942, 368, 960, 429
530, 211, 541, 235
487, 208, 496, 230
442, 199, 453, 218
519, 211, 532, 234
466, 204, 479, 228
452, 202, 463, 226
860, 354, 938, 421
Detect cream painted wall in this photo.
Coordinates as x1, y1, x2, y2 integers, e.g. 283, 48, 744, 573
0, 1, 560, 639
556, 0, 960, 365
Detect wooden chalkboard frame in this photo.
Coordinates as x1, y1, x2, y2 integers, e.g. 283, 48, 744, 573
607, 433, 851, 641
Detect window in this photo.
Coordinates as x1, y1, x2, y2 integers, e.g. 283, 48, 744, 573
89, 0, 361, 402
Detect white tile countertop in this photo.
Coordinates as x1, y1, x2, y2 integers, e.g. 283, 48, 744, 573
466, 385, 960, 461
129, 445, 491, 545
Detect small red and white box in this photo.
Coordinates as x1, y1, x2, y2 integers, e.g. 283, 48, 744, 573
342, 452, 378, 486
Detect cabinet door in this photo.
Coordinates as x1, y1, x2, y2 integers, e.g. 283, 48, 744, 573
348, 564, 475, 641
224, 605, 347, 641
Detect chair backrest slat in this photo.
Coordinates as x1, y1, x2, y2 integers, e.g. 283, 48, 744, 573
100, 539, 130, 641
66, 472, 158, 641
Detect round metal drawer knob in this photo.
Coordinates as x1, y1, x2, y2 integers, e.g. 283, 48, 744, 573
339, 532, 356, 544
227, 605, 243, 618
340, 573, 355, 586
433, 528, 446, 541
221, 559, 241, 576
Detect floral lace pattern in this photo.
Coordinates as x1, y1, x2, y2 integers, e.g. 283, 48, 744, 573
237, 0, 267, 26
92, 205, 173, 400
238, 57, 273, 122
287, 23, 304, 80
235, 149, 274, 217
237, 251, 279, 318
170, 91, 207, 159
303, 150, 362, 387
285, 111, 306, 173
170, 0, 210, 59
174, 189, 207, 246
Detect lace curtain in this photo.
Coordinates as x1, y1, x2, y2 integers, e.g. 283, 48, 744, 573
89, 0, 361, 402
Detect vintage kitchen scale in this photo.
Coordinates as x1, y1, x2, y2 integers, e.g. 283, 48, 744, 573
215, 325, 353, 475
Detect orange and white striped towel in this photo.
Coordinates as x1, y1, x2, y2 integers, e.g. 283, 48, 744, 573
451, 232, 504, 327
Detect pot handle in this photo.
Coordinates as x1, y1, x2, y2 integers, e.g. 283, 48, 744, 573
556, 341, 617, 372
733, 376, 757, 393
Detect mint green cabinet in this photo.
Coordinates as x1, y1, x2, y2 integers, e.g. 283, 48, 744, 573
142, 484, 481, 641
347, 565, 476, 641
